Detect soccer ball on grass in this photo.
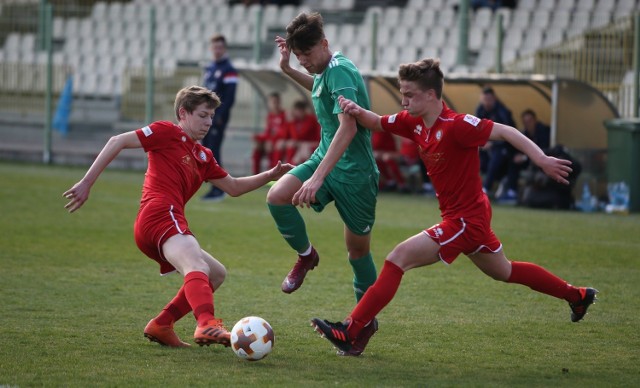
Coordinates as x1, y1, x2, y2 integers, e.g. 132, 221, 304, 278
230, 316, 274, 361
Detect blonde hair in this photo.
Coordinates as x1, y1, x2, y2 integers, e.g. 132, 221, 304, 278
174, 85, 221, 121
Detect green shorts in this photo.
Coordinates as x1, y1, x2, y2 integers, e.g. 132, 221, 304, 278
289, 159, 378, 235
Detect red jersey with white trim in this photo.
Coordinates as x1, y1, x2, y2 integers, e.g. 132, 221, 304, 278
380, 102, 494, 219
135, 121, 228, 210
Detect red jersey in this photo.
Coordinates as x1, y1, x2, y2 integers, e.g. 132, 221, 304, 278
135, 121, 228, 211
288, 114, 321, 142
259, 110, 286, 140
381, 102, 494, 219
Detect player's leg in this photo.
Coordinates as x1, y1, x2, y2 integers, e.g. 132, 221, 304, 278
312, 232, 441, 353
162, 234, 230, 346
267, 168, 319, 293
467, 250, 597, 322
345, 228, 376, 302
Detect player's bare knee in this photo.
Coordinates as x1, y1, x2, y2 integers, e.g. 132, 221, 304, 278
209, 265, 226, 289
266, 184, 289, 205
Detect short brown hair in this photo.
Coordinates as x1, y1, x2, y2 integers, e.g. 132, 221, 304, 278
398, 58, 444, 99
210, 34, 227, 46
285, 12, 325, 52
174, 85, 221, 121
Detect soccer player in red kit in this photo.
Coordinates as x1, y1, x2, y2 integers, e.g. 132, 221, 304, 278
311, 58, 597, 355
63, 86, 292, 348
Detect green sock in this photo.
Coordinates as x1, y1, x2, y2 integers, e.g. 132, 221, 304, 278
349, 253, 377, 302
267, 203, 310, 253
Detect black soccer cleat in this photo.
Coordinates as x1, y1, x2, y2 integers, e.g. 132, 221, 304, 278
338, 318, 378, 357
311, 318, 353, 353
569, 287, 599, 322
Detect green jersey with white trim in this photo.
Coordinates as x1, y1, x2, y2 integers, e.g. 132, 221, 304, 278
309, 52, 377, 184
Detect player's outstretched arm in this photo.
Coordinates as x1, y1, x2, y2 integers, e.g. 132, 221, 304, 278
490, 123, 572, 185
63, 131, 142, 213
275, 35, 314, 91
210, 161, 294, 197
338, 96, 383, 131
292, 113, 357, 207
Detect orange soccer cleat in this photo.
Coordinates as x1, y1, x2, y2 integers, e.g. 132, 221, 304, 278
144, 319, 191, 348
194, 318, 231, 347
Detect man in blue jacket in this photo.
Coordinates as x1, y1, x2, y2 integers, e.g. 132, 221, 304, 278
202, 34, 238, 201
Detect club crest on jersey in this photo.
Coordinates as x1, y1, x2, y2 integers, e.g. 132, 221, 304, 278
414, 124, 423, 135
388, 114, 397, 123
436, 129, 443, 141
463, 114, 481, 127
199, 150, 207, 162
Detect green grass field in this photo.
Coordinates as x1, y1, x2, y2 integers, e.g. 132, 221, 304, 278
1, 161, 638, 387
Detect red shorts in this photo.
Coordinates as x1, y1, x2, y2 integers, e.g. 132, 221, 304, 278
134, 201, 193, 275
424, 209, 502, 264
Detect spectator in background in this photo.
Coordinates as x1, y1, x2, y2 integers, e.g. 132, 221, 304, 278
253, 92, 286, 174
372, 130, 408, 193
499, 109, 551, 203
202, 34, 238, 201
475, 86, 515, 198
284, 99, 321, 165
400, 138, 434, 194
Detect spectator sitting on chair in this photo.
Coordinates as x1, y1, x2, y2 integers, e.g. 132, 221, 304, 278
285, 100, 321, 165
202, 34, 238, 201
252, 92, 286, 174
475, 86, 516, 199
500, 109, 551, 203
372, 130, 409, 193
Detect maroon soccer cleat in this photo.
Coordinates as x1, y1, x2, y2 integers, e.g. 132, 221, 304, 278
281, 247, 320, 293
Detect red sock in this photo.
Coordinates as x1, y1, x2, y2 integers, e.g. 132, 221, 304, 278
387, 159, 406, 186
508, 261, 581, 303
155, 285, 192, 326
252, 149, 262, 174
285, 147, 296, 164
183, 271, 215, 326
348, 260, 404, 338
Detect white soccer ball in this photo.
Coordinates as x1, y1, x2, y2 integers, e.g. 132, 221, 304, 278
230, 316, 274, 361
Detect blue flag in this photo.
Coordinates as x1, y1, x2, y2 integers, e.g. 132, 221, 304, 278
53, 75, 73, 136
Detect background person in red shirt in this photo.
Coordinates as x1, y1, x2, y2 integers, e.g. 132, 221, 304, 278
285, 99, 321, 165
252, 92, 287, 174
63, 86, 292, 348
311, 58, 597, 355
371, 130, 408, 192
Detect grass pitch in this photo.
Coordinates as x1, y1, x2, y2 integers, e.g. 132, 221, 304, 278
1, 161, 638, 387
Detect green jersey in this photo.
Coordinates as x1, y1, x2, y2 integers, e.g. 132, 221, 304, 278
309, 52, 377, 184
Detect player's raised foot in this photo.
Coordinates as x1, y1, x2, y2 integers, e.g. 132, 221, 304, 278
281, 247, 320, 294
310, 318, 353, 354
338, 318, 378, 357
569, 287, 599, 322
194, 318, 231, 347
143, 319, 191, 347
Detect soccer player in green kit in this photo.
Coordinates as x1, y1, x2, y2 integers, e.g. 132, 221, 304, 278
267, 12, 379, 356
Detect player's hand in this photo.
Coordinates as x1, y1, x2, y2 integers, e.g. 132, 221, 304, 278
275, 35, 291, 71
62, 180, 91, 213
539, 156, 572, 185
292, 174, 323, 208
269, 160, 294, 181
338, 95, 361, 116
